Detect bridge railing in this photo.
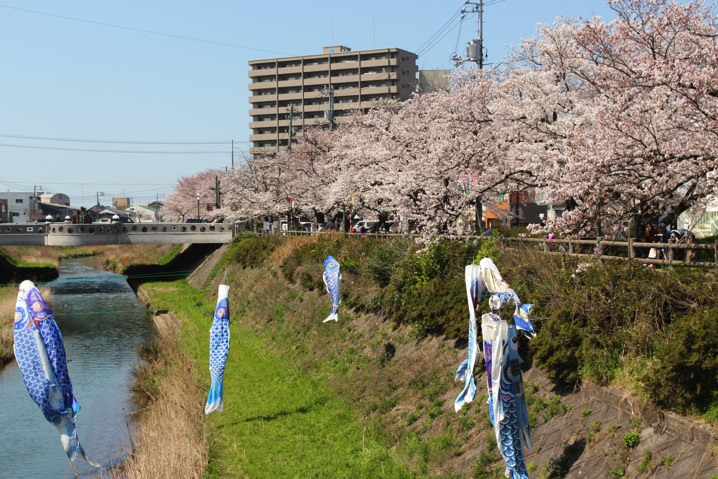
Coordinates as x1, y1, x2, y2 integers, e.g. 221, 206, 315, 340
0, 223, 49, 246
0, 222, 234, 246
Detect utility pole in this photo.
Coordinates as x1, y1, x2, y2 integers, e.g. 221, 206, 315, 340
450, 1, 486, 231
209, 175, 222, 209
231, 139, 234, 169
322, 85, 335, 128
450, 1, 485, 69
287, 104, 299, 150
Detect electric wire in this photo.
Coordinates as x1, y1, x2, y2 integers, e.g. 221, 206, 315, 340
0, 134, 231, 145
417, 17, 463, 59
0, 143, 230, 154
0, 3, 289, 56
0, 133, 252, 145
415, 4, 466, 57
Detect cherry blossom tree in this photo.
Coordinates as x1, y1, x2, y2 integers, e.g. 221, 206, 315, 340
160, 169, 227, 222
217, 0, 717, 239
219, 151, 300, 223
510, 0, 718, 235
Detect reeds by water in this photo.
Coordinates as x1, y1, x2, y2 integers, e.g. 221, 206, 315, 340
0, 285, 53, 366
108, 319, 209, 479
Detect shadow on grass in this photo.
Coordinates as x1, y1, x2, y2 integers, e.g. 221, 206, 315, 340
219, 404, 314, 427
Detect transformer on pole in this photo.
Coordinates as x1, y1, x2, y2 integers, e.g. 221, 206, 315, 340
450, 0, 485, 68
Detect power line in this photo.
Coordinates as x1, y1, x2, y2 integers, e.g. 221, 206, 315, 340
0, 178, 174, 187
417, 17, 463, 58
0, 143, 231, 154
0, 3, 289, 56
0, 133, 232, 145
415, 4, 465, 57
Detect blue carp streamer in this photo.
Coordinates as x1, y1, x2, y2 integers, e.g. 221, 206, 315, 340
322, 255, 341, 322
13, 280, 99, 475
454, 258, 535, 478
454, 264, 482, 411
206, 284, 230, 414
482, 319, 532, 479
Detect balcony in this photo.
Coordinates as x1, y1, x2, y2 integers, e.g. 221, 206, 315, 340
249, 133, 279, 142
331, 74, 360, 84
304, 76, 331, 86
329, 60, 359, 71
302, 103, 330, 113
360, 58, 398, 68
249, 80, 277, 91
334, 87, 360, 97
249, 106, 279, 116
361, 85, 397, 96
277, 65, 302, 75
249, 120, 278, 129
278, 92, 303, 102
277, 78, 303, 88
249, 93, 277, 103
303, 62, 329, 73
250, 145, 280, 155
334, 101, 360, 110
248, 67, 277, 78
360, 72, 393, 82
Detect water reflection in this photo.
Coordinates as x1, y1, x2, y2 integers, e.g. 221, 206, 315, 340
0, 257, 153, 478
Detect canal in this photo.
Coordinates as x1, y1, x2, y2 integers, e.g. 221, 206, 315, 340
0, 257, 154, 478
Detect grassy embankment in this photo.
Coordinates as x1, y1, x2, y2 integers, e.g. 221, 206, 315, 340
126, 232, 718, 478
131, 248, 414, 477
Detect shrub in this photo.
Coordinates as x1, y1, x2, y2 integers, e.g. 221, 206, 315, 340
223, 233, 282, 268
622, 432, 640, 449
642, 305, 718, 414
382, 240, 478, 339
366, 240, 409, 287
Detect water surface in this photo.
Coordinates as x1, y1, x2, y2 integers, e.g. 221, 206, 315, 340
0, 257, 153, 478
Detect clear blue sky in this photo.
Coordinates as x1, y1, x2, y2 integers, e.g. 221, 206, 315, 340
0, 0, 616, 208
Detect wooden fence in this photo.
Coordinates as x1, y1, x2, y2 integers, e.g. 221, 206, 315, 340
501, 237, 718, 270
280, 230, 718, 270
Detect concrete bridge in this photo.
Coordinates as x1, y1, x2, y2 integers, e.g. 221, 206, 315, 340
0, 222, 235, 246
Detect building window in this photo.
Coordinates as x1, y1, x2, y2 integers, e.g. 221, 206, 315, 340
15, 199, 23, 203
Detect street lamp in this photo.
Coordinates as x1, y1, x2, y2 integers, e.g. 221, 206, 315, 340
196, 193, 200, 220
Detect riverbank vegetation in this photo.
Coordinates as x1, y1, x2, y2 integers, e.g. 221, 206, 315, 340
100, 244, 182, 274
0, 243, 181, 371
0, 244, 178, 270
127, 233, 718, 477
111, 317, 209, 478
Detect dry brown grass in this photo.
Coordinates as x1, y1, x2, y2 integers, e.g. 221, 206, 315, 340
267, 234, 321, 263
108, 314, 208, 479
0, 284, 54, 367
2, 246, 61, 267
0, 287, 14, 365
112, 356, 208, 478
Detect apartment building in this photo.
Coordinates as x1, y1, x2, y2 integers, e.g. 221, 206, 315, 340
248, 45, 418, 155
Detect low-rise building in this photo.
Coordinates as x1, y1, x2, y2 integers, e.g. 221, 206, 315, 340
0, 192, 39, 223
128, 204, 158, 222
